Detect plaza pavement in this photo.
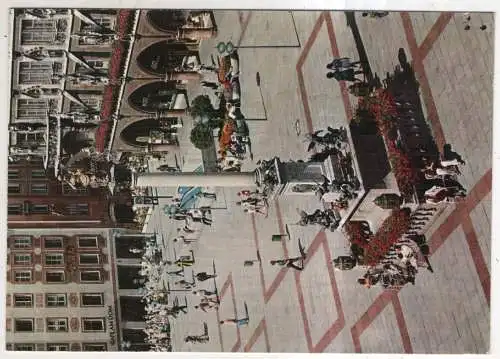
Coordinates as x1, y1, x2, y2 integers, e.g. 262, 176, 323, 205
146, 11, 493, 353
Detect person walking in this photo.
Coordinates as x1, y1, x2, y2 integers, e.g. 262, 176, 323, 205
167, 269, 184, 277
195, 300, 219, 312
195, 272, 217, 282
326, 68, 364, 82
326, 57, 361, 71
193, 289, 217, 297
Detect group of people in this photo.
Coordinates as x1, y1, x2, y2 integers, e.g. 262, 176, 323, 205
420, 156, 467, 204
236, 189, 269, 216
326, 57, 365, 82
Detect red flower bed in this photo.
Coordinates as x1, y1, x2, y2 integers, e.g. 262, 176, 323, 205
95, 10, 134, 152
363, 208, 411, 266
358, 89, 418, 198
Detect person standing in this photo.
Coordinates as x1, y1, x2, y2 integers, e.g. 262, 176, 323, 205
326, 68, 364, 82
195, 272, 217, 282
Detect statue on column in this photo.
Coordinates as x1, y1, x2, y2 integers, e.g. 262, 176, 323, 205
53, 72, 109, 85
71, 31, 118, 45
24, 8, 58, 18
17, 47, 66, 61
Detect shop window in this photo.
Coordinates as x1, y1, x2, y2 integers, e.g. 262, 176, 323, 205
46, 344, 69, 351
66, 203, 89, 215
82, 343, 107, 351
31, 169, 46, 178
13, 344, 35, 351
82, 318, 105, 332
81, 293, 104, 306
8, 183, 21, 194
8, 169, 20, 179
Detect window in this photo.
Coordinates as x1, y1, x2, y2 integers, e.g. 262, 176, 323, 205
16, 132, 46, 147
8, 183, 21, 194
79, 254, 99, 265
21, 19, 64, 45
44, 237, 63, 249
14, 318, 34, 332
13, 344, 35, 351
47, 318, 68, 332
81, 15, 115, 31
13, 236, 32, 249
69, 97, 101, 113
82, 318, 105, 332
13, 254, 32, 265
14, 271, 32, 283
46, 344, 69, 351
31, 169, 46, 178
75, 59, 109, 74
46, 293, 66, 307
19, 61, 60, 84
82, 343, 107, 351
62, 183, 88, 195
45, 271, 65, 283
8, 204, 23, 215
78, 236, 98, 248
8, 169, 20, 179
30, 183, 48, 194
16, 99, 48, 119
66, 203, 89, 215
14, 294, 33, 308
80, 271, 100, 282
30, 204, 50, 214
81, 293, 104, 306
45, 253, 64, 265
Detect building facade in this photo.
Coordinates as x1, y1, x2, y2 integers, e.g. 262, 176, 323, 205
5, 228, 118, 351
8, 8, 217, 228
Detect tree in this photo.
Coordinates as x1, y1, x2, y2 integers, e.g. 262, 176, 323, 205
190, 123, 214, 150
189, 95, 217, 119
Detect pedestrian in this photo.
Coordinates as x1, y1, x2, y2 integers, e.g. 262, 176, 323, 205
195, 272, 217, 282
170, 303, 188, 314
326, 68, 364, 82
326, 57, 361, 71
220, 318, 249, 327
270, 256, 305, 271
175, 258, 194, 268
175, 279, 195, 289
193, 289, 217, 297
195, 301, 219, 312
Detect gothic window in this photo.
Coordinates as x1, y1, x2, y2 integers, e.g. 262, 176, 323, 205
19, 61, 61, 84
21, 19, 60, 45
16, 99, 49, 119
69, 96, 101, 113
80, 14, 115, 32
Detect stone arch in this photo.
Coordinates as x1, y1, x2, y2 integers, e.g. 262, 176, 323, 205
119, 118, 178, 148
127, 81, 178, 113
136, 40, 196, 76
146, 10, 189, 32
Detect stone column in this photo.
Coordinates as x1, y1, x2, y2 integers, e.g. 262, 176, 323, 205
180, 27, 217, 40
166, 71, 201, 81
136, 172, 257, 188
